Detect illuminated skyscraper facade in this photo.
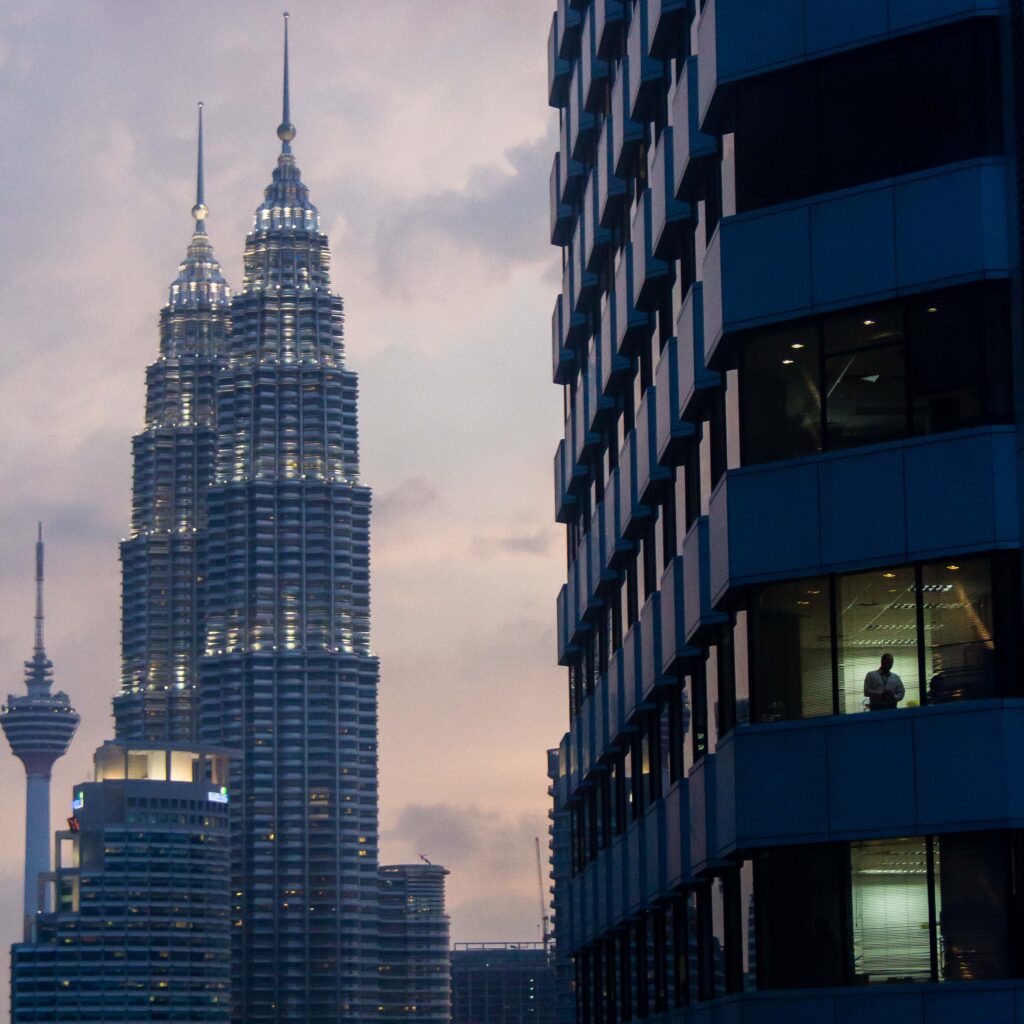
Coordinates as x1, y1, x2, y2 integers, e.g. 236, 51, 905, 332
197, 18, 379, 1022
115, 103, 231, 743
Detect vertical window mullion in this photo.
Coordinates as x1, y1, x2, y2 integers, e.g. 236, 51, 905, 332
916, 564, 927, 706
829, 575, 840, 715
818, 318, 828, 452
926, 836, 939, 983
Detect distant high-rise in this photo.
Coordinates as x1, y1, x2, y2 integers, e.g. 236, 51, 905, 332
1, 527, 79, 931
197, 16, 379, 1022
10, 740, 232, 1023
115, 102, 231, 743
377, 864, 451, 1024
451, 944, 556, 1024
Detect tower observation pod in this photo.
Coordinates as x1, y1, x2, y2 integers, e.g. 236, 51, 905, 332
1, 526, 80, 933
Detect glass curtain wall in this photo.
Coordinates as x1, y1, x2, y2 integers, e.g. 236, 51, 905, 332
737, 284, 1012, 468
747, 555, 1005, 723
755, 832, 1020, 991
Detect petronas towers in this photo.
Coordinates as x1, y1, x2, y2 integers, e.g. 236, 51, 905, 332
116, 19, 379, 1022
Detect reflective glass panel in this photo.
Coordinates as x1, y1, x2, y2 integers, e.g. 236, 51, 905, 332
750, 577, 832, 721
756, 844, 845, 989
937, 832, 1009, 980
836, 568, 919, 714
824, 308, 907, 451
739, 323, 821, 466
922, 559, 996, 703
850, 838, 931, 984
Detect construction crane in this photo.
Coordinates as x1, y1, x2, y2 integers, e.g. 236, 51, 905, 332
534, 837, 551, 955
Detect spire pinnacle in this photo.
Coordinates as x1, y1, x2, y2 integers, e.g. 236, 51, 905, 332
277, 12, 296, 153
34, 523, 44, 658
192, 101, 209, 227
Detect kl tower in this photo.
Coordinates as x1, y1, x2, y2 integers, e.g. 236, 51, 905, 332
1, 526, 79, 934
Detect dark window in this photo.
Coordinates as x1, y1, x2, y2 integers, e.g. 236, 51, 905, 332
755, 844, 847, 988
733, 19, 1003, 212
737, 283, 1013, 467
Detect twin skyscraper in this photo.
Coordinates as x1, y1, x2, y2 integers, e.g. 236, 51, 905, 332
4, 17, 445, 1024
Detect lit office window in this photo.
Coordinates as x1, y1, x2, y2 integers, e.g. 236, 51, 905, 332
921, 561, 995, 704
850, 838, 932, 984
836, 567, 919, 714
747, 554, 1013, 723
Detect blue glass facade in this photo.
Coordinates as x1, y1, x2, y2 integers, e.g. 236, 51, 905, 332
549, 1, 1024, 1020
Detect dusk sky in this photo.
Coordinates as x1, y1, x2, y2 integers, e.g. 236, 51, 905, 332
0, 0, 564, 1001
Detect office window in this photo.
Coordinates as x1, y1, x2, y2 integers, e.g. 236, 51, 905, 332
937, 832, 1010, 980
737, 284, 1012, 467
922, 561, 995, 704
755, 832, 1018, 990
850, 838, 932, 983
748, 555, 1013, 722
750, 577, 832, 721
824, 306, 905, 451
836, 566, 919, 715
733, 19, 1002, 212
756, 845, 846, 989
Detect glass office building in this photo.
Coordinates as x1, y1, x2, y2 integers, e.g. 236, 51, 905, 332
376, 865, 450, 1024
451, 944, 557, 1024
10, 742, 231, 1023
548, 0, 1024, 1019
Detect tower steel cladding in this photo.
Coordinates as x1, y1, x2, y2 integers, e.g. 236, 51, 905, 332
115, 102, 231, 743
198, 17, 379, 1022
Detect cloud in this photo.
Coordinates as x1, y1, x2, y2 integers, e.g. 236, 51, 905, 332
470, 525, 557, 559
386, 801, 550, 942
365, 130, 556, 295
374, 476, 440, 526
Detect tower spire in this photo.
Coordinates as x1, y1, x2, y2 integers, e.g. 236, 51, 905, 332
191, 101, 209, 230
33, 523, 44, 659
277, 12, 296, 154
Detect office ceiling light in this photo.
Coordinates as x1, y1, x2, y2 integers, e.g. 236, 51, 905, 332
782, 358, 794, 365
863, 319, 876, 325
790, 342, 805, 349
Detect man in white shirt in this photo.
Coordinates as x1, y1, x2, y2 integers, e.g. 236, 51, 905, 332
864, 653, 905, 711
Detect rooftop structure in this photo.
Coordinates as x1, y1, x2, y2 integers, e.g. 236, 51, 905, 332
1, 527, 79, 931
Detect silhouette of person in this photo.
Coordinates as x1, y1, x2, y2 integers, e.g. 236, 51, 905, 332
863, 653, 905, 711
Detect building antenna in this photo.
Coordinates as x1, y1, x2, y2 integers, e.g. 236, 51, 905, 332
192, 102, 209, 227
33, 522, 44, 656
277, 12, 296, 154
534, 837, 551, 955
